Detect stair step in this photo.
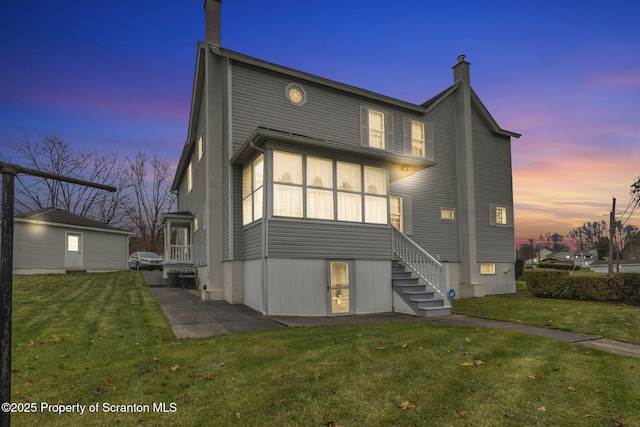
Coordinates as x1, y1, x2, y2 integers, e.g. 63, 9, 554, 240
391, 271, 412, 279
417, 306, 452, 317
412, 298, 445, 308
393, 278, 420, 285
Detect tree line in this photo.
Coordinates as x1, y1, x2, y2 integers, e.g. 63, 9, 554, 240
2, 132, 175, 254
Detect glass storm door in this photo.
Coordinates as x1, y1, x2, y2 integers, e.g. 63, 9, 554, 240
66, 232, 83, 268
330, 262, 351, 314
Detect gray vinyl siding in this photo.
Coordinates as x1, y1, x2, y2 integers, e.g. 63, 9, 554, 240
266, 219, 392, 260
83, 230, 128, 270
471, 108, 515, 263
232, 166, 244, 259
266, 258, 327, 316
230, 62, 424, 158
243, 259, 263, 312
355, 260, 392, 314
222, 59, 231, 261
14, 223, 64, 270
389, 94, 460, 262
243, 221, 262, 260
14, 223, 128, 271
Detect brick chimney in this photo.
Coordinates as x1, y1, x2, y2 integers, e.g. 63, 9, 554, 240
204, 0, 222, 46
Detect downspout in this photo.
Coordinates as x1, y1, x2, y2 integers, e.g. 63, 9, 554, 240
250, 139, 269, 315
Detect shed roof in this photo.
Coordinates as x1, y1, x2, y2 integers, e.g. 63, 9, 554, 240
16, 208, 129, 233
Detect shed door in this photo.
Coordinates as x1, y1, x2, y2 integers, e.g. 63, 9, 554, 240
65, 232, 83, 268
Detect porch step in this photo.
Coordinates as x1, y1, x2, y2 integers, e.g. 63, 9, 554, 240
392, 261, 451, 318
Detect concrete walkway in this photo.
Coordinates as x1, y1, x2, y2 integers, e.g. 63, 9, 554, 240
143, 272, 640, 358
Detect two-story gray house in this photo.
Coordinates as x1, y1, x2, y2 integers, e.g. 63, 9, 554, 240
164, 0, 520, 318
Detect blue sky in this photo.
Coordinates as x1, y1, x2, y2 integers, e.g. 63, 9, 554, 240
1, 0, 639, 245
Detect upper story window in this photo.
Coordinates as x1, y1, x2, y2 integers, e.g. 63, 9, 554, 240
187, 161, 193, 193
403, 118, 434, 160
361, 106, 393, 151
242, 155, 264, 225
307, 157, 334, 220
411, 121, 425, 157
489, 204, 513, 227
368, 110, 385, 149
495, 206, 507, 225
197, 132, 204, 161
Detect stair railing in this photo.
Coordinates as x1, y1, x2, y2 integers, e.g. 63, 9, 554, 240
392, 228, 449, 305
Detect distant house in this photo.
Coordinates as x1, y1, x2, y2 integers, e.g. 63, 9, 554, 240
13, 208, 131, 274
590, 259, 640, 274
164, 0, 520, 318
544, 249, 598, 267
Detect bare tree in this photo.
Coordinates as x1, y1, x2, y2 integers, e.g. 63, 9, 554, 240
9, 132, 130, 228
568, 221, 607, 251
125, 151, 176, 253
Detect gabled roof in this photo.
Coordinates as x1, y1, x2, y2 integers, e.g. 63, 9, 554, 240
15, 208, 130, 234
421, 83, 521, 139
173, 44, 521, 190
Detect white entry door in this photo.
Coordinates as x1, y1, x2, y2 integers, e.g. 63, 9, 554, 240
65, 232, 83, 268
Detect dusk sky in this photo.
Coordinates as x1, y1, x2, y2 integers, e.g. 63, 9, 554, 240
1, 0, 639, 248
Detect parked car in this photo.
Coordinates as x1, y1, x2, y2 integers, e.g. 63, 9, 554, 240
128, 252, 164, 271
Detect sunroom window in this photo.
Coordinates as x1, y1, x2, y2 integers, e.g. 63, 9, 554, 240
364, 166, 388, 224
306, 157, 334, 220
337, 162, 362, 222
242, 155, 264, 225
273, 152, 303, 218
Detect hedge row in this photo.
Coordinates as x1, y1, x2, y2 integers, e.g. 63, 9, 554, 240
537, 263, 581, 271
524, 270, 640, 305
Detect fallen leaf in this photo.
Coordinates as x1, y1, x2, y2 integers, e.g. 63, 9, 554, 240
464, 338, 471, 343
400, 400, 415, 410
568, 386, 576, 392
460, 362, 475, 367
204, 374, 213, 380
537, 406, 546, 412
474, 360, 485, 366
585, 415, 596, 419
314, 372, 321, 380
170, 364, 180, 372
152, 357, 160, 362
235, 412, 241, 419
402, 343, 408, 348
528, 375, 538, 380
53, 336, 60, 344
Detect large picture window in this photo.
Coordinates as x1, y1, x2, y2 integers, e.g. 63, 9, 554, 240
267, 151, 389, 225
242, 155, 264, 225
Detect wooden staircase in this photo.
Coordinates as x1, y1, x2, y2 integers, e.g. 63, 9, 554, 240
392, 261, 451, 317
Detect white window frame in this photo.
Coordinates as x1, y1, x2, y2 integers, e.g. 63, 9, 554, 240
441, 208, 456, 220
368, 109, 385, 150
241, 155, 264, 226
496, 206, 507, 225
187, 161, 193, 193
197, 132, 204, 161
480, 263, 496, 275
411, 120, 425, 157
390, 195, 403, 232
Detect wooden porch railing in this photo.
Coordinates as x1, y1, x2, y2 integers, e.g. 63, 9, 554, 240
167, 244, 192, 264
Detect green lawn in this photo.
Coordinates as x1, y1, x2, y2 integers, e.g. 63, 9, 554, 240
453, 294, 640, 345
8, 272, 640, 426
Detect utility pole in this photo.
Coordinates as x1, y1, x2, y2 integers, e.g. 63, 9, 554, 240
0, 161, 115, 427
608, 197, 616, 275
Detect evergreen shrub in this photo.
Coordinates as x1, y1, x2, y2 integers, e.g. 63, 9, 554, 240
525, 270, 640, 305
